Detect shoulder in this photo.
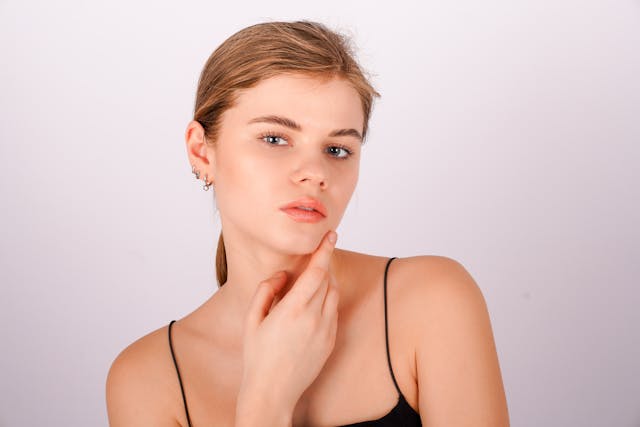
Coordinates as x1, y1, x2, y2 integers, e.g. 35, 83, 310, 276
392, 255, 484, 309
390, 255, 509, 425
106, 324, 183, 426
339, 250, 483, 306
389, 255, 491, 346
344, 251, 488, 340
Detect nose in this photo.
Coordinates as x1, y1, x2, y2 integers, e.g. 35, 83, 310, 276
290, 156, 328, 190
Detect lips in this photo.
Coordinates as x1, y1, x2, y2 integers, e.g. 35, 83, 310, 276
279, 197, 327, 217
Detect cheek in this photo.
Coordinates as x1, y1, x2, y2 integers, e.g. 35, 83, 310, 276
215, 145, 279, 208
335, 164, 359, 205
217, 140, 260, 184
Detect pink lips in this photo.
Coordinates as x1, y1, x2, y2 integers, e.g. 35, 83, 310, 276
280, 197, 327, 223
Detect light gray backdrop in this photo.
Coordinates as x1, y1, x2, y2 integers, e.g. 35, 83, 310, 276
1, 0, 638, 426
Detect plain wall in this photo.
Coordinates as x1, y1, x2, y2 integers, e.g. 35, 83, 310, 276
1, 0, 639, 426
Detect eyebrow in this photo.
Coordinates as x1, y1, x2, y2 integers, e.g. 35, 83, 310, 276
248, 115, 363, 142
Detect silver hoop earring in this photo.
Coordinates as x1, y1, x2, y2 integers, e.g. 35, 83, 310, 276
191, 165, 201, 180
203, 174, 212, 191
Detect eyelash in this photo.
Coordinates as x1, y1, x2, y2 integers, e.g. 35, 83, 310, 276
258, 131, 354, 160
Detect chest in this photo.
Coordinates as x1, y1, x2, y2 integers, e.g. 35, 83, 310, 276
173, 266, 419, 426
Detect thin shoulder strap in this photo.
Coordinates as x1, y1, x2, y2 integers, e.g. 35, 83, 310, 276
383, 257, 404, 397
168, 320, 193, 427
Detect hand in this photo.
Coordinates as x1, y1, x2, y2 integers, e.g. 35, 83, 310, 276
239, 230, 340, 416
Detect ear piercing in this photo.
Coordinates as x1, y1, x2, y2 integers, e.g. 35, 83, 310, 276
192, 165, 201, 180
192, 165, 213, 191
203, 174, 212, 191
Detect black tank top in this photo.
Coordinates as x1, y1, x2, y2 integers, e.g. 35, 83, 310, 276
168, 257, 422, 426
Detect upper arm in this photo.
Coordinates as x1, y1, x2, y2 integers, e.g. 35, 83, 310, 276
409, 257, 509, 426
106, 331, 181, 427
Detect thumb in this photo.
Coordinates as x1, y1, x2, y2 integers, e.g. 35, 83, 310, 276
244, 271, 288, 332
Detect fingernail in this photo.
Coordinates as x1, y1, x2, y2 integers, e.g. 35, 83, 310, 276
328, 231, 337, 244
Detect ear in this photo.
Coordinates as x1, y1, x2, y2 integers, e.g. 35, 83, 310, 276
185, 120, 216, 181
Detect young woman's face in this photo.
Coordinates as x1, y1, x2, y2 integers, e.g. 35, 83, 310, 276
210, 73, 364, 255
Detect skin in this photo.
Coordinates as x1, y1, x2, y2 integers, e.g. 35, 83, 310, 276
106, 74, 510, 426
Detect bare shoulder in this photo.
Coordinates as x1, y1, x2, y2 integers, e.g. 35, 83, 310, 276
106, 325, 183, 427
338, 250, 481, 304
389, 254, 493, 357
394, 255, 485, 309
390, 255, 510, 426
378, 254, 492, 358
340, 249, 484, 308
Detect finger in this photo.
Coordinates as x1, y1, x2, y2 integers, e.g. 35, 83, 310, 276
306, 230, 337, 272
324, 293, 339, 348
321, 273, 340, 319
270, 283, 288, 311
290, 265, 332, 307
306, 270, 330, 314
244, 271, 287, 332
286, 231, 337, 304
321, 286, 339, 347
309, 269, 338, 315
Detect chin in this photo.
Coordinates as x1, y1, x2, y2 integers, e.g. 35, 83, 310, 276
273, 226, 329, 255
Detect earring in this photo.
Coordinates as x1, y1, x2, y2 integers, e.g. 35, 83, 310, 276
191, 165, 201, 180
192, 165, 212, 190
203, 174, 213, 191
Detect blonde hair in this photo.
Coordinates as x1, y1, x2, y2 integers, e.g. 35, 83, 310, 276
192, 20, 379, 287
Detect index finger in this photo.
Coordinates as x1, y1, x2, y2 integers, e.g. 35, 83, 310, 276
307, 230, 337, 271
282, 230, 337, 305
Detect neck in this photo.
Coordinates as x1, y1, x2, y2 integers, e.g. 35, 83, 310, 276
215, 228, 347, 331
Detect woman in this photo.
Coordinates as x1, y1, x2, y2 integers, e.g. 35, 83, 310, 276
106, 21, 509, 427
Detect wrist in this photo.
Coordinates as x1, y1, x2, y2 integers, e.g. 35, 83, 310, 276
236, 384, 293, 427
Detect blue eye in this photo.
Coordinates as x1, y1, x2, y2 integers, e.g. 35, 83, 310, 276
262, 134, 287, 146
327, 145, 353, 159
259, 132, 353, 160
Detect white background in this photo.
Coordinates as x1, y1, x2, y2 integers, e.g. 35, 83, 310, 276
1, 0, 639, 426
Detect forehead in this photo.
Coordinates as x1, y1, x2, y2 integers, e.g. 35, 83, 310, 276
227, 74, 365, 132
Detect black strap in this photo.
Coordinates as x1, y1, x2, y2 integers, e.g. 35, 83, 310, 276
167, 258, 400, 426
168, 320, 193, 427
383, 257, 404, 397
